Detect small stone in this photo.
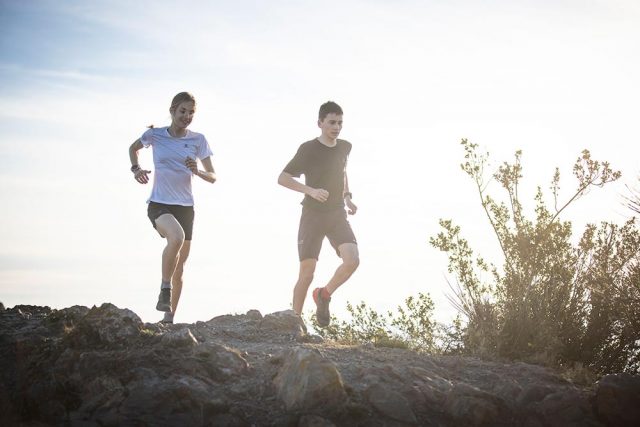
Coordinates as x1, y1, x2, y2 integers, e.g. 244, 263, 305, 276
246, 309, 263, 320
160, 328, 199, 347
261, 310, 307, 337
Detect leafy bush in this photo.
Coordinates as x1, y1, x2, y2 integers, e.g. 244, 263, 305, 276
307, 293, 436, 352
430, 139, 640, 374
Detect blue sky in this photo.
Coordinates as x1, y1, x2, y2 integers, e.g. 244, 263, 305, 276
1, 0, 639, 324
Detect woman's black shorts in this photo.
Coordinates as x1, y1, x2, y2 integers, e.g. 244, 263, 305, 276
147, 201, 195, 241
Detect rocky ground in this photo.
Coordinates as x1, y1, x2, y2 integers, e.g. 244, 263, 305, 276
1, 302, 639, 426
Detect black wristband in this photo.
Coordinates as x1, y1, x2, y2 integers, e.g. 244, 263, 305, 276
131, 165, 141, 172
344, 192, 353, 199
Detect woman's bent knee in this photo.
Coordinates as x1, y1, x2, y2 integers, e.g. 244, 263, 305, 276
166, 232, 185, 249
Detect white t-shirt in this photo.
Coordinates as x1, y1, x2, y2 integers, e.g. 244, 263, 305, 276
140, 127, 213, 206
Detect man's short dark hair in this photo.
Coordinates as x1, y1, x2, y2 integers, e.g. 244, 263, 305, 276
319, 101, 343, 121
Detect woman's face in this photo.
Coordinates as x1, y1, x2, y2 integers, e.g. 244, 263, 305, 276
170, 101, 196, 129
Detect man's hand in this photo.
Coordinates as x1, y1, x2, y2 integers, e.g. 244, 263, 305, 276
308, 188, 329, 203
346, 198, 358, 215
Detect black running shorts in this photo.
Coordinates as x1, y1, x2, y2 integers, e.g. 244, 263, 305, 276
297, 207, 357, 261
147, 201, 195, 241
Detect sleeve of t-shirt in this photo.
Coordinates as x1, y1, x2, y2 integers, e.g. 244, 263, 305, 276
197, 135, 214, 160
282, 145, 307, 177
140, 128, 155, 148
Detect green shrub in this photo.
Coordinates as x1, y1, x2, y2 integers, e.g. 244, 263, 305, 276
431, 139, 640, 374
307, 293, 437, 352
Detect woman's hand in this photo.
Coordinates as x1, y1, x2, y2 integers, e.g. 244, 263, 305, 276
132, 167, 151, 184
185, 157, 198, 174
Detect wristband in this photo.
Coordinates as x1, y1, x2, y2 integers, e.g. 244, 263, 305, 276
131, 165, 141, 172
344, 192, 353, 199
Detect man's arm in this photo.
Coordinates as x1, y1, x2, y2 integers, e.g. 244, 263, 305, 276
344, 171, 357, 215
278, 171, 328, 203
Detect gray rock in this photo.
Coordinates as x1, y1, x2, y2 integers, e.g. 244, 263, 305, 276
246, 309, 263, 320
517, 384, 555, 405
197, 342, 250, 380
595, 373, 640, 427
410, 366, 453, 405
78, 375, 125, 418
70, 303, 142, 347
490, 377, 523, 405
118, 374, 213, 425
535, 389, 602, 427
443, 382, 511, 427
160, 327, 199, 347
298, 333, 325, 344
261, 309, 308, 337
366, 382, 417, 424
274, 347, 347, 412
207, 412, 250, 427
0, 302, 633, 426
299, 414, 337, 427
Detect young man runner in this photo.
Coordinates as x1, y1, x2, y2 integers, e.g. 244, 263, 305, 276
278, 101, 359, 326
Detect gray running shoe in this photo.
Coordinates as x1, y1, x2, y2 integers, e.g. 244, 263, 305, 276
156, 288, 172, 312
312, 288, 331, 327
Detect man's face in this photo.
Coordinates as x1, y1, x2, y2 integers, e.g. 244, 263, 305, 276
318, 113, 343, 140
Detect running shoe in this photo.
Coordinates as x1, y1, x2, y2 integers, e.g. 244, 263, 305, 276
312, 287, 331, 327
156, 288, 172, 312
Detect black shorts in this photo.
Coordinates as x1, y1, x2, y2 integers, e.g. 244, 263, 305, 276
147, 201, 195, 241
297, 206, 357, 261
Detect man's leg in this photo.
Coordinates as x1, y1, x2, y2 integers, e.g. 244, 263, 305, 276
312, 243, 359, 327
325, 243, 359, 295
293, 258, 317, 315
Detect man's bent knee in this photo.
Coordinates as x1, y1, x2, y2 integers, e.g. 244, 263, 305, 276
344, 256, 360, 271
339, 244, 359, 267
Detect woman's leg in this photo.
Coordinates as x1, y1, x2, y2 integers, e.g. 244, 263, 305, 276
170, 240, 191, 314
154, 214, 186, 282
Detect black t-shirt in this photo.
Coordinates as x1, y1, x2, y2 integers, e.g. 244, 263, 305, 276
283, 138, 352, 211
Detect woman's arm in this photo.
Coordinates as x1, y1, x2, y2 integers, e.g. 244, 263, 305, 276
187, 156, 217, 184
129, 139, 151, 184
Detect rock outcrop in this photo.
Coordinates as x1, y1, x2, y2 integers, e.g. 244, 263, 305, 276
1, 302, 638, 426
